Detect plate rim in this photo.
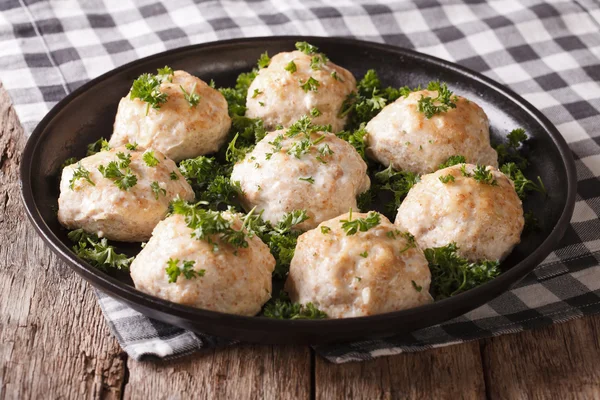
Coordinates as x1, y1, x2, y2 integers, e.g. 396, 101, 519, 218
20, 35, 577, 333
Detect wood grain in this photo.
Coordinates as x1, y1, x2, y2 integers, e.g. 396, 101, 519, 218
124, 345, 311, 399
0, 84, 126, 399
482, 315, 600, 400
315, 342, 486, 400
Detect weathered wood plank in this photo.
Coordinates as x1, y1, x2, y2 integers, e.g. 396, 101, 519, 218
124, 345, 311, 400
0, 84, 126, 399
315, 342, 486, 399
481, 315, 600, 400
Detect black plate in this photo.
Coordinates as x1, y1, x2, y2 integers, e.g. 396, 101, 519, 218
20, 36, 576, 345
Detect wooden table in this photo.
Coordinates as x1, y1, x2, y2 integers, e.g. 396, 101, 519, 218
1, 83, 599, 400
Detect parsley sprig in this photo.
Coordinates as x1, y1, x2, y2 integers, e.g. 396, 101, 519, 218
425, 243, 500, 300
130, 70, 169, 115
180, 83, 200, 107
143, 150, 160, 167
340, 69, 404, 130
262, 291, 327, 319
67, 229, 133, 272
417, 81, 458, 119
166, 258, 204, 283
340, 210, 381, 235
97, 152, 138, 190
69, 163, 95, 190
170, 198, 251, 251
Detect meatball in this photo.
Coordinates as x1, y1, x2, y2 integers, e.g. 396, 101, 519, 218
365, 90, 498, 174
246, 50, 356, 132
230, 128, 370, 231
130, 212, 275, 315
110, 70, 231, 162
285, 212, 432, 318
395, 164, 524, 261
58, 147, 194, 242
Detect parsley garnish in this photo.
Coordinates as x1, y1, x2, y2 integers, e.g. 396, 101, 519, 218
310, 107, 321, 117
438, 155, 466, 170
295, 41, 319, 54
86, 138, 110, 156
495, 128, 529, 169
252, 89, 262, 98
165, 258, 204, 283
142, 150, 160, 167
417, 81, 458, 119
411, 280, 423, 292
130, 72, 168, 115
501, 162, 546, 199
359, 251, 368, 258
299, 176, 315, 184
321, 226, 331, 234
170, 171, 179, 180
425, 243, 500, 300
257, 52, 270, 68
61, 157, 78, 169
68, 229, 133, 272
180, 83, 200, 107
151, 181, 166, 199
69, 163, 95, 189
284, 60, 297, 73
125, 142, 138, 151
310, 54, 328, 70
340, 210, 380, 236
340, 70, 403, 129
156, 66, 174, 82
331, 71, 343, 82
374, 165, 420, 212
98, 154, 137, 190
170, 198, 250, 250
300, 77, 320, 92
439, 174, 455, 184
336, 126, 367, 159
262, 291, 327, 320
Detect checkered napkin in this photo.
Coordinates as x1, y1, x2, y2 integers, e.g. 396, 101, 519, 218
2, 0, 600, 363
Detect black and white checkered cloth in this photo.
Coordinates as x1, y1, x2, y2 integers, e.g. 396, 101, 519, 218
2, 0, 600, 363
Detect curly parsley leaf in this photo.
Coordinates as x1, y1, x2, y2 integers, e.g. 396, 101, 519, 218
98, 159, 137, 190
69, 163, 95, 189
439, 174, 455, 184
62, 157, 78, 169
68, 229, 133, 272
295, 41, 319, 55
151, 181, 166, 199
417, 81, 458, 119
438, 155, 466, 170
130, 73, 168, 115
180, 83, 200, 107
495, 128, 529, 168
340, 210, 381, 236
156, 66, 174, 82
86, 138, 110, 156
501, 162, 546, 199
262, 291, 327, 320
300, 77, 320, 92
143, 150, 160, 167
170, 198, 250, 250
165, 258, 204, 283
285, 60, 297, 73
219, 70, 258, 117
257, 52, 271, 69
374, 165, 420, 212
336, 125, 368, 160
425, 243, 500, 300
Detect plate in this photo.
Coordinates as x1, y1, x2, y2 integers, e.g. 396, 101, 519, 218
20, 36, 576, 344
